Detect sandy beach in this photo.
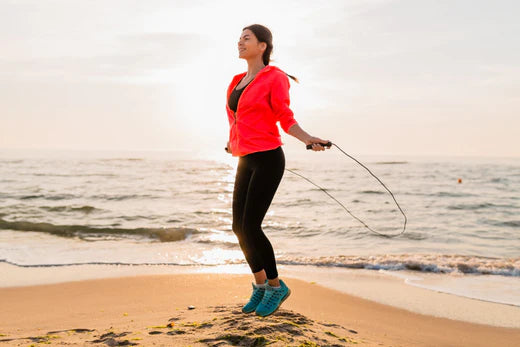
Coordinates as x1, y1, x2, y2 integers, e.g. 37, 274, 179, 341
1, 271, 519, 347
2, 1, 520, 346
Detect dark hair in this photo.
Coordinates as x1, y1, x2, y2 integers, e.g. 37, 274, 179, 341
242, 24, 299, 83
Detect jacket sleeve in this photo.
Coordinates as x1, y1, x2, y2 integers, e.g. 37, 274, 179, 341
270, 73, 298, 133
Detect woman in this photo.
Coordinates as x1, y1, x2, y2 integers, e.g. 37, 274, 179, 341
225, 24, 330, 317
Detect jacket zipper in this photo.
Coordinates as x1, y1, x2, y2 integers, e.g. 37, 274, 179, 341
233, 75, 253, 147
235, 76, 254, 115
236, 65, 268, 114
231, 67, 268, 152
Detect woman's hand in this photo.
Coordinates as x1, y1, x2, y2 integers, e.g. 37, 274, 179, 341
288, 124, 330, 151
225, 141, 232, 154
306, 136, 331, 151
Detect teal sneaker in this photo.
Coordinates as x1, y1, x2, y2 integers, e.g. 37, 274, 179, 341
242, 280, 267, 313
255, 279, 291, 317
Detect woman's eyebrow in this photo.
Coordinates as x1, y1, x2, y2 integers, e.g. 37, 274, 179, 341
240, 34, 250, 39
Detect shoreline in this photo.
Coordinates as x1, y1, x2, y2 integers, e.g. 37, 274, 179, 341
1, 273, 519, 347
1, 262, 519, 329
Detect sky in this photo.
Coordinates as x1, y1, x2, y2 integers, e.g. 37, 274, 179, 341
1, 0, 519, 158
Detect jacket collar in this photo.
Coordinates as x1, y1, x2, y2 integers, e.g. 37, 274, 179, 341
229, 65, 284, 97
257, 64, 284, 75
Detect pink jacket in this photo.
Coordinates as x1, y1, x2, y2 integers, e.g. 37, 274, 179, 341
226, 65, 298, 157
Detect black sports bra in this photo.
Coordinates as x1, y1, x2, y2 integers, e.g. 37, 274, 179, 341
228, 77, 252, 112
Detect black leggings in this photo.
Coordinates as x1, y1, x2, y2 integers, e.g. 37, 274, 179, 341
232, 146, 285, 280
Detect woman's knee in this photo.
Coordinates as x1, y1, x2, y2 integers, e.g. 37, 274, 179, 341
241, 216, 262, 236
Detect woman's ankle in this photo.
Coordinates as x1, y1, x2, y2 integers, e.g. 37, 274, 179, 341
267, 278, 280, 287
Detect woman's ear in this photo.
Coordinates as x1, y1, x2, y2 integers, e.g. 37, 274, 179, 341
259, 41, 267, 53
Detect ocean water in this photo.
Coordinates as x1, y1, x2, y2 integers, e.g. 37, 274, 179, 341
1, 148, 519, 304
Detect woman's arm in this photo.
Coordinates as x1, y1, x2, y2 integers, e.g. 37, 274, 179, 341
288, 123, 330, 151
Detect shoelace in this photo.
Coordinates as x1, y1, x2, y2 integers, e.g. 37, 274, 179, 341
252, 288, 265, 302
264, 288, 284, 307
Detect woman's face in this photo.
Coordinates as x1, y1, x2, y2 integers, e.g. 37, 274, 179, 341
238, 29, 266, 60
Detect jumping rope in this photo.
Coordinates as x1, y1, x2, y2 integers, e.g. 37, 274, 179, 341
225, 142, 407, 238
284, 141, 407, 238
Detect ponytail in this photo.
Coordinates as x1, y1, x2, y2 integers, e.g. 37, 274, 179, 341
285, 73, 299, 83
